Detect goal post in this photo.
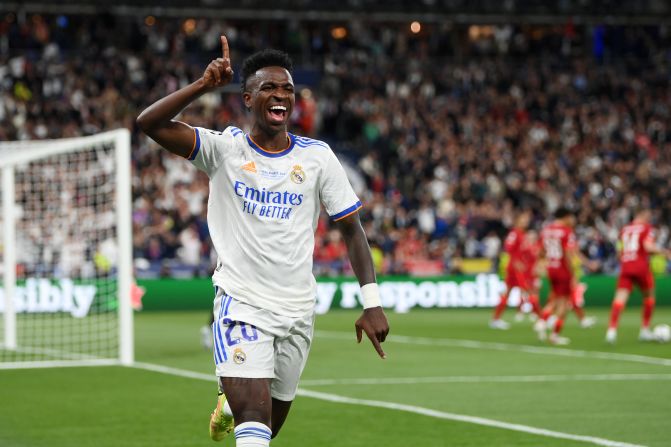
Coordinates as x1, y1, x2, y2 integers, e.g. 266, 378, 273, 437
0, 129, 134, 368
3, 164, 16, 351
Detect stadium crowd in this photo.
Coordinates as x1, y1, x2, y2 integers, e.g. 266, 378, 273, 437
2, 13, 670, 277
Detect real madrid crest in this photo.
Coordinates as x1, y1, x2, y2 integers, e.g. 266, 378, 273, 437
290, 165, 306, 184
233, 348, 247, 364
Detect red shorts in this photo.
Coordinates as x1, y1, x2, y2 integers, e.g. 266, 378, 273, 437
616, 270, 654, 292
548, 270, 573, 297
505, 270, 529, 290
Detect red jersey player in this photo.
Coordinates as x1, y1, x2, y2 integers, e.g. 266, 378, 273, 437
606, 209, 670, 343
490, 212, 541, 329
519, 229, 542, 317
535, 208, 596, 345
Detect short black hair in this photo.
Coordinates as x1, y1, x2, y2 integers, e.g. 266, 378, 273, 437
554, 207, 572, 219
240, 49, 293, 92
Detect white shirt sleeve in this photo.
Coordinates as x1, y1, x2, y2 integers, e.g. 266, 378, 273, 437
320, 149, 362, 221
187, 126, 236, 177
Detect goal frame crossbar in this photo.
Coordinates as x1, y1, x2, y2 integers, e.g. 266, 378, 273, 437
0, 129, 134, 368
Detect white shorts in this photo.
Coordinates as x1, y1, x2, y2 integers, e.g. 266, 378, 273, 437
211, 287, 315, 401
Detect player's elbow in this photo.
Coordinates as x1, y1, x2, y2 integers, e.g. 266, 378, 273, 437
135, 111, 153, 134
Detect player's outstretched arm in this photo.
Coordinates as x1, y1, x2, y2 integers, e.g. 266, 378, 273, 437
643, 239, 666, 256
571, 247, 599, 272
137, 36, 234, 158
335, 213, 390, 359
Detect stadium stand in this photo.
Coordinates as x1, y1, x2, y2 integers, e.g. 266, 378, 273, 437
2, 14, 670, 277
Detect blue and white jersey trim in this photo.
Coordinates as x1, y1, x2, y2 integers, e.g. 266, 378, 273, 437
294, 135, 329, 149
246, 133, 296, 158
188, 127, 201, 160
330, 200, 363, 221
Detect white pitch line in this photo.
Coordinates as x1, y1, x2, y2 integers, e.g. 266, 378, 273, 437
0, 344, 102, 361
298, 388, 646, 447
132, 362, 217, 382
0, 359, 119, 370
130, 362, 646, 447
315, 330, 671, 367
299, 373, 671, 386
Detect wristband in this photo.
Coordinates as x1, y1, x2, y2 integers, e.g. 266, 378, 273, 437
361, 283, 381, 309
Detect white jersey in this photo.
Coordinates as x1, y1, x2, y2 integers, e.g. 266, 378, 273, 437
188, 126, 361, 317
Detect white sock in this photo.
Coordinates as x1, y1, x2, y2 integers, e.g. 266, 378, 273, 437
234, 421, 271, 446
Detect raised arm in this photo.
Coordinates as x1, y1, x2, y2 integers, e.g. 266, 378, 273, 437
335, 213, 390, 359
136, 36, 234, 157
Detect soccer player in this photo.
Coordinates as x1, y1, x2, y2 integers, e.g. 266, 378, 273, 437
606, 208, 669, 344
137, 36, 390, 446
568, 252, 596, 328
517, 229, 543, 320
490, 211, 541, 329
535, 208, 595, 345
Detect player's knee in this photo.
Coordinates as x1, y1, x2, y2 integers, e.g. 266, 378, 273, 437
614, 289, 629, 303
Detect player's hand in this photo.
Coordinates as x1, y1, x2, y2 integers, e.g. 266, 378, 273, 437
355, 307, 390, 359
202, 36, 234, 90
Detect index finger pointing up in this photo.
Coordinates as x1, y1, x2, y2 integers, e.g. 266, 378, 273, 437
221, 35, 229, 60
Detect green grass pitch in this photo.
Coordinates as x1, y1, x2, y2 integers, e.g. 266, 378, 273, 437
1, 307, 670, 446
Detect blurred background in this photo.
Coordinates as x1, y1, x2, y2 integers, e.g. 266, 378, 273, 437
2, 0, 671, 281
2, 3, 671, 447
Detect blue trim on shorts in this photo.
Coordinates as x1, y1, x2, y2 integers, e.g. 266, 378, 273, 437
214, 291, 229, 363
212, 322, 222, 364
224, 294, 233, 315
212, 287, 222, 364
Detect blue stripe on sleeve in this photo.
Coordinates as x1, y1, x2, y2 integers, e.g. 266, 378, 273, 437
188, 128, 201, 160
330, 201, 363, 221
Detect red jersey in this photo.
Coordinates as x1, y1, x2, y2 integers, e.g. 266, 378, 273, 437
504, 228, 526, 275
520, 235, 541, 278
541, 222, 576, 277
619, 222, 655, 274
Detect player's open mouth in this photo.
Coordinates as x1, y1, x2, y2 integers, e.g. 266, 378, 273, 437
267, 105, 288, 125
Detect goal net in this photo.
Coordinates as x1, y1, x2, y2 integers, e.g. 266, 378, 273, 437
0, 129, 133, 369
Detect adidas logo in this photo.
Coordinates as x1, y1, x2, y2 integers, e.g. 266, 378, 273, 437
241, 161, 257, 173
